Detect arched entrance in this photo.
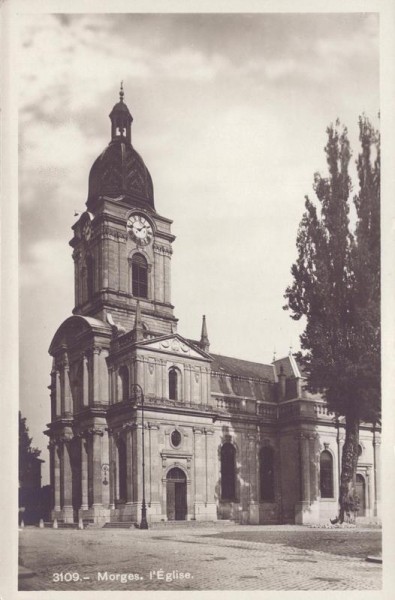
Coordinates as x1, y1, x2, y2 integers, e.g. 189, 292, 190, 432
356, 474, 366, 516
166, 467, 187, 521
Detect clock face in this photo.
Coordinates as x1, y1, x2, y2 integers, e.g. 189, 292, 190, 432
82, 220, 91, 241
127, 214, 153, 246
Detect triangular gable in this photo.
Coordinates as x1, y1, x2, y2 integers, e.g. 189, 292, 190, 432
137, 334, 212, 361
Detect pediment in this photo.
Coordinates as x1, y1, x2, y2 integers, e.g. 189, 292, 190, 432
139, 335, 211, 361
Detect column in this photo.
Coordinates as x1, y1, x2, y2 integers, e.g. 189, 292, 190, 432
53, 442, 61, 511
300, 434, 311, 503
108, 431, 115, 509
114, 437, 120, 502
193, 428, 204, 508
80, 436, 89, 510
154, 249, 164, 303
62, 440, 73, 522
64, 361, 72, 414
99, 350, 109, 404
83, 355, 89, 407
164, 252, 171, 304
93, 348, 100, 404
160, 360, 166, 399
103, 236, 109, 288
126, 427, 134, 503
55, 370, 61, 417
92, 430, 103, 506
184, 366, 190, 403
366, 467, 373, 517
133, 425, 139, 504
309, 434, 319, 502
108, 367, 113, 405
101, 430, 110, 506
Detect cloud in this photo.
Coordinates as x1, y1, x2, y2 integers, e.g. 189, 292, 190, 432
20, 238, 71, 289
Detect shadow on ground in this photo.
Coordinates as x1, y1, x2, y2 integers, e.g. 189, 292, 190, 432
201, 530, 382, 559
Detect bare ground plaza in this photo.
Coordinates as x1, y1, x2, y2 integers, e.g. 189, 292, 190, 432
19, 523, 382, 591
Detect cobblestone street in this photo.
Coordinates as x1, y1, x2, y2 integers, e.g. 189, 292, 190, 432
19, 524, 382, 591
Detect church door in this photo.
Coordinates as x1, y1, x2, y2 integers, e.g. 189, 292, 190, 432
356, 474, 366, 516
166, 468, 187, 521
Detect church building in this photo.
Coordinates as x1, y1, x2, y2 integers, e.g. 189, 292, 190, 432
46, 88, 381, 526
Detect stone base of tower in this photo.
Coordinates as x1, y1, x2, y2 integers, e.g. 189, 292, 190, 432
295, 500, 320, 525
192, 502, 217, 521
247, 502, 260, 525
51, 507, 74, 524
109, 502, 139, 523
77, 506, 111, 525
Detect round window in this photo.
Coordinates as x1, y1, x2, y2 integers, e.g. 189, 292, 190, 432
171, 430, 181, 448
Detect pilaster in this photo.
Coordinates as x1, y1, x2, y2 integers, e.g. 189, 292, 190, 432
80, 435, 89, 510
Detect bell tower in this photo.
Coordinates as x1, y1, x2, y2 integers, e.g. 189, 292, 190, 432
70, 85, 177, 337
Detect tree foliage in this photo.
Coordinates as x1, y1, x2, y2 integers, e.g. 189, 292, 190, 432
19, 411, 41, 484
284, 117, 380, 520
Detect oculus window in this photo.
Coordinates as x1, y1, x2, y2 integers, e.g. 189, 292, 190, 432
171, 430, 181, 448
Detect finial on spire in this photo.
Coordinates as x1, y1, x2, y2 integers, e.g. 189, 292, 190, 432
289, 344, 293, 356
120, 81, 124, 102
272, 349, 277, 362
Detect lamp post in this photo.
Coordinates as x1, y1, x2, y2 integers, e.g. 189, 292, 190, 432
131, 383, 148, 529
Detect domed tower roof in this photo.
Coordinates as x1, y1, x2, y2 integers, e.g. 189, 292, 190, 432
87, 83, 155, 212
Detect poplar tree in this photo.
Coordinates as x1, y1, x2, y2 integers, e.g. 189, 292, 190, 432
284, 118, 380, 522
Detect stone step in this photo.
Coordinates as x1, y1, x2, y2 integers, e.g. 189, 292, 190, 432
44, 522, 80, 529
150, 519, 236, 529
102, 521, 138, 529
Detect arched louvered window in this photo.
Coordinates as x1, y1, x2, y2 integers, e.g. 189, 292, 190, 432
169, 368, 179, 400
131, 253, 148, 298
320, 450, 334, 498
221, 443, 236, 500
259, 446, 275, 501
119, 366, 129, 402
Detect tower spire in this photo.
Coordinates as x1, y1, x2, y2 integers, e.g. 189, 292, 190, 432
200, 315, 210, 353
109, 82, 133, 144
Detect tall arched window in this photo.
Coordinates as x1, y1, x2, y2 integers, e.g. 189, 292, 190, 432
320, 450, 334, 498
86, 255, 94, 300
221, 443, 236, 500
131, 253, 148, 298
259, 446, 275, 501
119, 366, 129, 402
169, 368, 179, 400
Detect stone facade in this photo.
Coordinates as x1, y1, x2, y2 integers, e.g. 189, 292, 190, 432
45, 91, 380, 525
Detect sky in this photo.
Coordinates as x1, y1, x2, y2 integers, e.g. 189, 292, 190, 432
18, 12, 379, 483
